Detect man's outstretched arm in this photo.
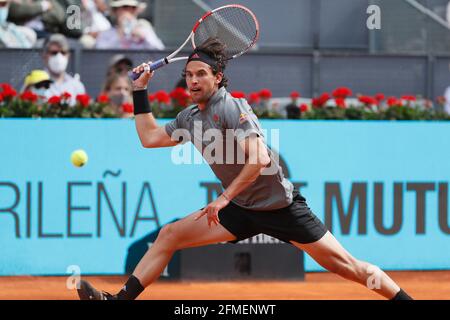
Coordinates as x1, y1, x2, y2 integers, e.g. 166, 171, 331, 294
132, 63, 179, 149
222, 135, 271, 200
195, 135, 271, 226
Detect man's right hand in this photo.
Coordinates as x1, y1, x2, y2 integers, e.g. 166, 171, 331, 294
131, 62, 154, 91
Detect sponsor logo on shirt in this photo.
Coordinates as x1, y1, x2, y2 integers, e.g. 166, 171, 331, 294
239, 113, 248, 124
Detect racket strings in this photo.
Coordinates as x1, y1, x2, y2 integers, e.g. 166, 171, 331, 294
194, 7, 258, 59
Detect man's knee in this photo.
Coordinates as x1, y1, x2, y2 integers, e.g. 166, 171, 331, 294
156, 223, 179, 250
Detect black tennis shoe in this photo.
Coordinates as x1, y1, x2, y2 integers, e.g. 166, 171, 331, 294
77, 280, 117, 300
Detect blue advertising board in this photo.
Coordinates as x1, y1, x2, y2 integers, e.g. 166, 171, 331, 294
0, 119, 449, 275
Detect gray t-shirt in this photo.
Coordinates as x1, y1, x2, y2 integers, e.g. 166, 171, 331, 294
165, 87, 294, 210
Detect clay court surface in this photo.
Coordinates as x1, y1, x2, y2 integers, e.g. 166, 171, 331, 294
0, 271, 449, 300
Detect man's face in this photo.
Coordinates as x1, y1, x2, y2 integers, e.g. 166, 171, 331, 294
109, 76, 131, 97
44, 43, 69, 66
185, 61, 222, 105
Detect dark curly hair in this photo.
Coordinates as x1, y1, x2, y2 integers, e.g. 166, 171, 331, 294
182, 37, 229, 88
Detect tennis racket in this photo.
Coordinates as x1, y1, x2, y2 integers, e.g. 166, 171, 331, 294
129, 4, 259, 80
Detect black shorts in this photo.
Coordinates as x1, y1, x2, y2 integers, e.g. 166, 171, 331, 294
218, 193, 328, 244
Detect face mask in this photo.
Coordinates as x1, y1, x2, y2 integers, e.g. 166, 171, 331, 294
109, 93, 127, 106
122, 18, 136, 37
0, 6, 9, 26
31, 87, 48, 98
48, 53, 68, 74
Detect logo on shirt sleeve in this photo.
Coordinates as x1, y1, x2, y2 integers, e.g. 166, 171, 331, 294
239, 113, 248, 124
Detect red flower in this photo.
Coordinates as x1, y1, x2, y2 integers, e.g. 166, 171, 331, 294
300, 104, 308, 112
1, 83, 14, 91
97, 94, 109, 104
332, 87, 353, 99
231, 91, 246, 99
148, 94, 156, 102
48, 95, 61, 104
122, 102, 134, 113
0, 93, 3, 103
375, 93, 385, 102
259, 88, 272, 99
290, 91, 300, 99
358, 95, 378, 106
335, 98, 347, 109
154, 90, 170, 104
76, 94, 91, 107
401, 95, 416, 102
20, 90, 39, 103
0, 83, 12, 90
1, 83, 17, 98
170, 87, 190, 107
387, 97, 402, 107
312, 93, 330, 108
311, 98, 320, 107
61, 92, 72, 100
170, 87, 190, 100
247, 92, 260, 104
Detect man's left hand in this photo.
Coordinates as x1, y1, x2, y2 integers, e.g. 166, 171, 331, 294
194, 195, 230, 227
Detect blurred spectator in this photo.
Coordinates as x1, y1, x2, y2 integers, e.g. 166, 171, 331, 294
106, 53, 133, 77
101, 73, 133, 117
79, 0, 111, 48
285, 91, 301, 119
445, 86, 450, 114
0, 0, 36, 47
8, 0, 82, 39
42, 34, 86, 104
21, 69, 53, 101
95, 0, 165, 50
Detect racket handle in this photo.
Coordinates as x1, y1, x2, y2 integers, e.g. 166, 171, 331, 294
128, 58, 167, 81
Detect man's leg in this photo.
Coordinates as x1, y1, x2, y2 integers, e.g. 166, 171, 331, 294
291, 231, 412, 300
78, 209, 236, 300
132, 209, 236, 287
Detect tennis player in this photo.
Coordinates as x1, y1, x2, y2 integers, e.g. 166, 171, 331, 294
77, 38, 413, 300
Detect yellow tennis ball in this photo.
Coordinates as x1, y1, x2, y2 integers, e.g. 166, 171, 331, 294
71, 149, 88, 167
